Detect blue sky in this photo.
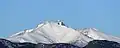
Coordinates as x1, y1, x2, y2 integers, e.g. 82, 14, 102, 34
0, 0, 120, 37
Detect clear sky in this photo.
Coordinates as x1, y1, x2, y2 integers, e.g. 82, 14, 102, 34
0, 0, 120, 37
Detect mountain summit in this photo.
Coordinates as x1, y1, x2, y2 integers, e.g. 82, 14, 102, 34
6, 20, 120, 47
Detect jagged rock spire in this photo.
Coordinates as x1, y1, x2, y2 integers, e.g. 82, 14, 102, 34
57, 20, 65, 26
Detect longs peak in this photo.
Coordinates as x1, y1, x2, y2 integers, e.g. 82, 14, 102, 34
6, 20, 120, 47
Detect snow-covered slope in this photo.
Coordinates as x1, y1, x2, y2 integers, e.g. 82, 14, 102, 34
7, 21, 80, 44
78, 28, 120, 42
75, 28, 120, 47
6, 20, 120, 47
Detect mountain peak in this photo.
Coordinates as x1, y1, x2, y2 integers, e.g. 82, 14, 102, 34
6, 20, 120, 47
36, 20, 66, 28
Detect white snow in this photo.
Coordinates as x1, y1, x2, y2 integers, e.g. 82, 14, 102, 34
6, 20, 120, 47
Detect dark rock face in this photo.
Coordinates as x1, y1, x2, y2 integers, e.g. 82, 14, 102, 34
84, 40, 120, 48
0, 39, 81, 48
16, 43, 36, 48
35, 43, 81, 48
1, 38, 120, 48
0, 39, 16, 48
0, 39, 36, 48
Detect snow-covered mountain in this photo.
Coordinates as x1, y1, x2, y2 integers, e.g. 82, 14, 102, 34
6, 20, 120, 47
